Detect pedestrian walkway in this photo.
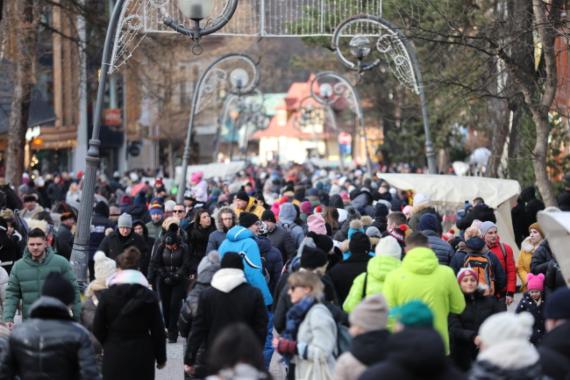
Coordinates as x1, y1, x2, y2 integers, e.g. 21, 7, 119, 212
156, 341, 184, 380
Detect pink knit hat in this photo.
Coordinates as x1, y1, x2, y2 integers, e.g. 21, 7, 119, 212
307, 214, 327, 235
457, 268, 478, 284
190, 171, 203, 184
527, 273, 545, 291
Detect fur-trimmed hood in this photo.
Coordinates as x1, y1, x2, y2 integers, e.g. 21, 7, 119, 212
214, 207, 236, 232
211, 268, 246, 293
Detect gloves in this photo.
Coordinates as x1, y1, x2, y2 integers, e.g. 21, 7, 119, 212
276, 338, 297, 356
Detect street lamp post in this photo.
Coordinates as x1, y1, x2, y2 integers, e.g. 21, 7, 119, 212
331, 14, 438, 174
176, 53, 259, 203
70, 0, 240, 289
309, 72, 373, 175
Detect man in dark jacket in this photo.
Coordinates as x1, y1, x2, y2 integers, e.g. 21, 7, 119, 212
539, 287, 570, 380
3, 272, 100, 379
262, 210, 296, 261
456, 201, 496, 231
184, 252, 268, 376
88, 201, 114, 281
418, 213, 454, 266
0, 217, 20, 274
206, 207, 236, 254
55, 211, 75, 261
329, 232, 372, 303
97, 213, 150, 275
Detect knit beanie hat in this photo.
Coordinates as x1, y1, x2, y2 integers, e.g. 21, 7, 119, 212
149, 201, 164, 215
118, 213, 133, 228
307, 232, 334, 254
300, 245, 328, 270
300, 201, 313, 216
375, 236, 402, 260
94, 201, 110, 218
349, 294, 389, 332
457, 268, 478, 283
236, 190, 250, 202
527, 273, 545, 291
261, 210, 276, 223
94, 251, 117, 282
390, 300, 433, 328
528, 223, 544, 238
418, 213, 439, 232
479, 221, 497, 237
366, 226, 381, 239
307, 214, 327, 235
221, 252, 244, 270
239, 212, 259, 228
479, 311, 534, 348
545, 287, 570, 319
349, 231, 371, 255
42, 271, 75, 306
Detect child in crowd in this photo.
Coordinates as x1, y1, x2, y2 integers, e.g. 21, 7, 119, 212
515, 273, 545, 345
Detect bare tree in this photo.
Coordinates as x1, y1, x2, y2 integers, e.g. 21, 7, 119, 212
2, 0, 38, 186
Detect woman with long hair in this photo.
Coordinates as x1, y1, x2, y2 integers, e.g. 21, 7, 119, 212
187, 208, 215, 264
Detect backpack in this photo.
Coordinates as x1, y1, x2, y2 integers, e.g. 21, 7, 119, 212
335, 323, 352, 358
238, 251, 270, 284
462, 253, 495, 296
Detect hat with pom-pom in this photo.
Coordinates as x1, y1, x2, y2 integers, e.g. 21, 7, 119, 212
527, 273, 545, 291
375, 236, 402, 260
479, 311, 534, 347
94, 251, 117, 282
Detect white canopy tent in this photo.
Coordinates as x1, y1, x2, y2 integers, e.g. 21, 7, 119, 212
175, 161, 246, 184
537, 211, 570, 285
378, 174, 522, 253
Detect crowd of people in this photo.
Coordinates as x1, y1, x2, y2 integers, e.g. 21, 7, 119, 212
0, 165, 568, 380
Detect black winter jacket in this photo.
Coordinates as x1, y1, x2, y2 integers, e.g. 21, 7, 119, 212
88, 213, 114, 260
185, 269, 268, 365
531, 240, 565, 294
360, 328, 466, 380
449, 291, 503, 371
539, 321, 570, 380
98, 230, 150, 275
6, 296, 100, 380
267, 225, 296, 261
328, 252, 371, 303
147, 242, 191, 285
423, 229, 454, 266
93, 283, 166, 380
186, 223, 214, 263
516, 293, 545, 345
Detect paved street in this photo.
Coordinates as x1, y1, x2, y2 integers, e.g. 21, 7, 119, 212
156, 341, 185, 380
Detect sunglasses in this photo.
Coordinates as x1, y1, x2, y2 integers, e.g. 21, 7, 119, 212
173, 209, 185, 213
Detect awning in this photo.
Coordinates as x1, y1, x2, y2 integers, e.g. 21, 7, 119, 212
536, 211, 570, 286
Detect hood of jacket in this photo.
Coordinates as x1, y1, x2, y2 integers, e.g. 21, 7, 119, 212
279, 203, 297, 224
225, 225, 255, 242
108, 269, 150, 288
28, 296, 73, 320
196, 251, 221, 284
211, 268, 246, 293
401, 247, 439, 275
521, 236, 540, 253
351, 329, 390, 365
385, 328, 448, 375
367, 255, 401, 282
132, 220, 149, 239
214, 207, 236, 232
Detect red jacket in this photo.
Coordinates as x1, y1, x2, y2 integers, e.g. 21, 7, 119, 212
487, 239, 516, 295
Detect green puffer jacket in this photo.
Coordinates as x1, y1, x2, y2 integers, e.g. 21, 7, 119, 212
2, 247, 81, 322
343, 255, 401, 313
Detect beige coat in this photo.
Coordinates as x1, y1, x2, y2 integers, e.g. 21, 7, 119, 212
333, 352, 367, 380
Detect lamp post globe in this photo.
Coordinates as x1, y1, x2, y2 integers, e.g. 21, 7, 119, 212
177, 0, 214, 20
230, 68, 249, 93
349, 35, 372, 60
319, 83, 333, 100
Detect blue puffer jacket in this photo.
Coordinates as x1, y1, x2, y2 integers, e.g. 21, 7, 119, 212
423, 230, 455, 266
218, 226, 273, 306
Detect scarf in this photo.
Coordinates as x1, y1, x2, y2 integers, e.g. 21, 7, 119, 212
281, 297, 316, 363
107, 269, 150, 288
